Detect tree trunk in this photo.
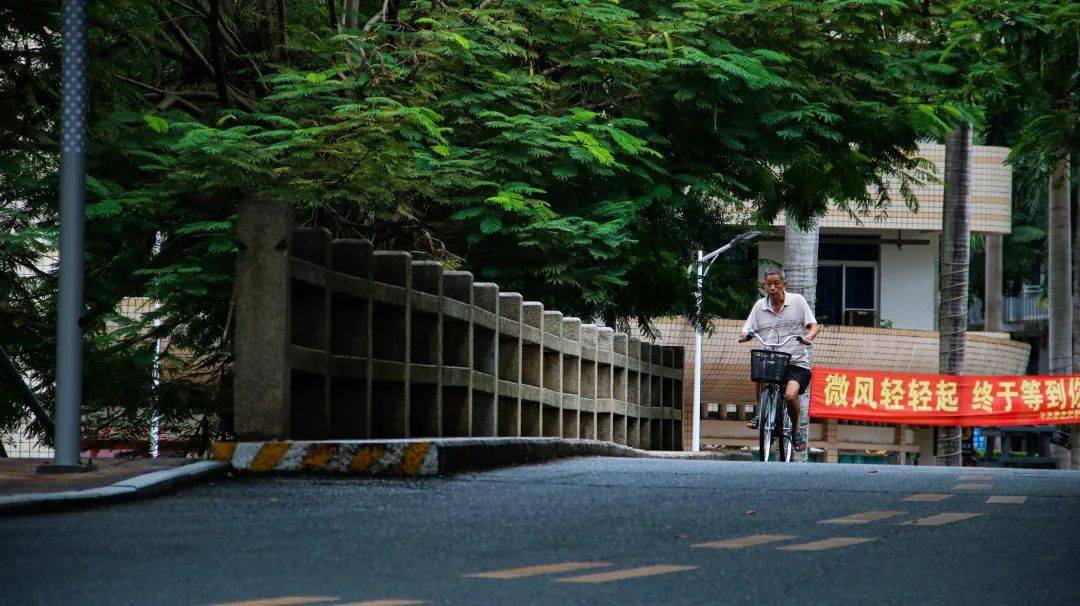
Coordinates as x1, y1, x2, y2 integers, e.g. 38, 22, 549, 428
326, 0, 338, 30
785, 220, 819, 463
938, 125, 971, 467
1048, 154, 1072, 377
984, 234, 1004, 333
1064, 160, 1079, 470
784, 221, 819, 309
343, 0, 359, 29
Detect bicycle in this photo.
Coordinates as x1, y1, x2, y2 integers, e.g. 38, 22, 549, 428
737, 330, 812, 463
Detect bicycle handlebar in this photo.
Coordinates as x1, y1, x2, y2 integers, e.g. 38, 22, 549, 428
737, 330, 811, 348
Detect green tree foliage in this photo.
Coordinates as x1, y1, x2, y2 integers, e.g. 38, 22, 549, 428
956, 1, 1080, 296
1, 0, 962, 447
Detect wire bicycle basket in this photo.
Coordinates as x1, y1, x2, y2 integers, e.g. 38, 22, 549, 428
750, 349, 791, 384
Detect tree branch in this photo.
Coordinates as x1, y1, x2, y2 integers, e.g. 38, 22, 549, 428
156, 5, 218, 77
208, 0, 231, 107
363, 0, 389, 32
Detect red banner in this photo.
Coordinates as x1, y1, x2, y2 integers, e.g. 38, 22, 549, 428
809, 367, 1080, 426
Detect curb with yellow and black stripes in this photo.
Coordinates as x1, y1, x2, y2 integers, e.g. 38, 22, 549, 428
212, 440, 439, 476
210, 437, 745, 477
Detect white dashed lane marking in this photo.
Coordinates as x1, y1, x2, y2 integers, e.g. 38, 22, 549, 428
952, 483, 993, 490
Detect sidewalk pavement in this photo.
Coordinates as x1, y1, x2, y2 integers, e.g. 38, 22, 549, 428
0, 457, 229, 515
2, 438, 748, 514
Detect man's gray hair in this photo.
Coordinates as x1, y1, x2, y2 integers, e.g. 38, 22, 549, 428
764, 266, 786, 281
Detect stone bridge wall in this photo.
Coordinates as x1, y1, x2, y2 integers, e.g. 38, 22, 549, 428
232, 199, 684, 450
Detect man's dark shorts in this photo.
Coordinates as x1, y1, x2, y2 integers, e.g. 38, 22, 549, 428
786, 365, 812, 395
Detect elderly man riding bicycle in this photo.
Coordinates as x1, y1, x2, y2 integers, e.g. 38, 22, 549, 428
739, 267, 820, 453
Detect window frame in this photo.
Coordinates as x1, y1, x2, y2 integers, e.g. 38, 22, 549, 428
818, 260, 879, 326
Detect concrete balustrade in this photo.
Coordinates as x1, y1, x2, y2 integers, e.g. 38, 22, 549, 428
233, 199, 683, 449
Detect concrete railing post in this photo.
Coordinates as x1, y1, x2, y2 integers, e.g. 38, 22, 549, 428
520, 302, 544, 437
579, 324, 598, 440
561, 318, 582, 439
497, 292, 523, 437
441, 271, 474, 437
235, 199, 293, 439
371, 251, 411, 437
471, 283, 499, 436
542, 311, 564, 437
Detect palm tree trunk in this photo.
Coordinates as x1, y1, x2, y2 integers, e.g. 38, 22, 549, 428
1048, 154, 1072, 377
938, 125, 971, 467
1062, 160, 1080, 468
785, 221, 819, 463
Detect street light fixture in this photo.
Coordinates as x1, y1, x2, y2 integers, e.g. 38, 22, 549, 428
688, 230, 762, 452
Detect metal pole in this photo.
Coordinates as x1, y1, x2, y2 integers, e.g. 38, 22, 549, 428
692, 250, 703, 452
54, 0, 88, 468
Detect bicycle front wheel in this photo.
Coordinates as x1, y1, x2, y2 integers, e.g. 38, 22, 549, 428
776, 403, 793, 463
758, 387, 778, 462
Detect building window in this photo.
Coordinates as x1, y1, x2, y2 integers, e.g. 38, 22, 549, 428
816, 262, 878, 327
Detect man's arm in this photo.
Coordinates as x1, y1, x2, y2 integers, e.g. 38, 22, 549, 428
739, 302, 757, 340
800, 294, 819, 342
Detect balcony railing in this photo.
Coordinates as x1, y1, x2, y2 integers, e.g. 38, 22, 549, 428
968, 286, 1047, 327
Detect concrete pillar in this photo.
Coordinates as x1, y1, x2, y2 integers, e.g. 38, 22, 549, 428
234, 199, 293, 439
985, 234, 1004, 332
825, 419, 839, 463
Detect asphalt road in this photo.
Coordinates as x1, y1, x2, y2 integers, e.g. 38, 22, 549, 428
3, 458, 1080, 606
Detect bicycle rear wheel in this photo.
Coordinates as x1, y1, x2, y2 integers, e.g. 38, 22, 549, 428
758, 387, 778, 462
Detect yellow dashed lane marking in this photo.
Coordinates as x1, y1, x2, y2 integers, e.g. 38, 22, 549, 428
556, 565, 698, 584
693, 535, 796, 549
248, 442, 292, 472
987, 495, 1027, 504
301, 443, 337, 470
821, 510, 907, 524
398, 442, 432, 475
207, 596, 338, 606
779, 538, 876, 552
348, 446, 385, 472
902, 512, 984, 526
211, 442, 237, 462
466, 562, 612, 579
953, 483, 993, 490
904, 494, 953, 503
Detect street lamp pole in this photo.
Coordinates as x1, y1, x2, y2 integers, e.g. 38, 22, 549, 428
689, 231, 762, 452
693, 250, 703, 452
52, 0, 89, 470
